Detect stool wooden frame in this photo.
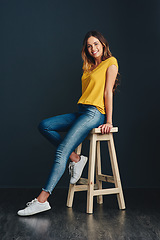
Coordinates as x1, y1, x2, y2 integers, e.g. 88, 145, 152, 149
66, 127, 126, 214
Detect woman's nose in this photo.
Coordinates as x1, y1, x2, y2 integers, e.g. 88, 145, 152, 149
92, 46, 96, 51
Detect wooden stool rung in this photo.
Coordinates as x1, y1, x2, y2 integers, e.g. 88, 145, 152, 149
74, 185, 88, 191
93, 188, 120, 196
74, 183, 98, 192
77, 177, 88, 185
97, 174, 115, 183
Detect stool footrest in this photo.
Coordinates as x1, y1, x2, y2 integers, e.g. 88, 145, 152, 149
77, 178, 88, 185
74, 185, 88, 191
98, 174, 115, 183
93, 188, 120, 196
74, 182, 98, 192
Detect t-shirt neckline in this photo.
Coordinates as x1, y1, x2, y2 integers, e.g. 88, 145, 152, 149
85, 57, 113, 75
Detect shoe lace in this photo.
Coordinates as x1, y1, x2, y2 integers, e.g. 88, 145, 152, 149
68, 162, 74, 177
26, 198, 37, 207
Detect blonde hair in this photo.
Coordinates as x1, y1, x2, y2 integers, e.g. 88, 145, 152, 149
81, 30, 120, 95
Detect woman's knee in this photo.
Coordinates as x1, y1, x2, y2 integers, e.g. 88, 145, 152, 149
38, 119, 49, 133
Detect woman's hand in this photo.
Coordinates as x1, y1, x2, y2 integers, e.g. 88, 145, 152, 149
98, 123, 113, 134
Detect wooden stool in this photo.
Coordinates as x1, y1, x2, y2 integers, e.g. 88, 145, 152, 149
66, 127, 126, 214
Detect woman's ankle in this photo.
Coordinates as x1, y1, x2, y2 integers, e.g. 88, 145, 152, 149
37, 191, 50, 203
71, 155, 80, 163
70, 152, 81, 162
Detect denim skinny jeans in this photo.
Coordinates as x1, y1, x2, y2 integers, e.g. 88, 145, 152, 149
38, 103, 106, 194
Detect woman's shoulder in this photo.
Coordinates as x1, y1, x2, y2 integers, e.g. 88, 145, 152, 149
104, 56, 118, 63
103, 56, 118, 69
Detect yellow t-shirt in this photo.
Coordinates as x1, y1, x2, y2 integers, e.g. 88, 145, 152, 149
77, 56, 119, 114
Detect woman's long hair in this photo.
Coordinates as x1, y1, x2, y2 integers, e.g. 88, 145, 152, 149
81, 30, 121, 95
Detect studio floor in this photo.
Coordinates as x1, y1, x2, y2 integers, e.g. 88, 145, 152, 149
0, 188, 160, 240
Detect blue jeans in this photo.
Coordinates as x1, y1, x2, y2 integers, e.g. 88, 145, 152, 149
38, 104, 106, 194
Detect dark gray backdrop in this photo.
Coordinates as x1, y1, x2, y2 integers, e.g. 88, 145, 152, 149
1, 0, 160, 189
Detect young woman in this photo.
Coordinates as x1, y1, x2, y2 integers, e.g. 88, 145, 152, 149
17, 30, 120, 216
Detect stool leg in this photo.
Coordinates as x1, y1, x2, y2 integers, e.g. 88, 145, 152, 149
96, 141, 103, 204
66, 143, 82, 208
108, 133, 126, 210
66, 184, 75, 207
75, 143, 82, 156
87, 135, 97, 214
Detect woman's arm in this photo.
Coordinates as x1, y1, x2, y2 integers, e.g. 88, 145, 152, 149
98, 64, 118, 134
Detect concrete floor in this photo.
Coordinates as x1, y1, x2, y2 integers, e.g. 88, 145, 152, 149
0, 188, 160, 240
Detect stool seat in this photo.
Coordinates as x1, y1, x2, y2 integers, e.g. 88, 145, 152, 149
90, 127, 118, 134
66, 127, 126, 214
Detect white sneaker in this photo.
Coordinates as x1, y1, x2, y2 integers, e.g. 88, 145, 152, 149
17, 198, 51, 216
68, 155, 88, 184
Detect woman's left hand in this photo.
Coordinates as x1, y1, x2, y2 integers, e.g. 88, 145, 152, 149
98, 123, 113, 134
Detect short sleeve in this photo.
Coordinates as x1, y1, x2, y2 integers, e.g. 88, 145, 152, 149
108, 57, 118, 70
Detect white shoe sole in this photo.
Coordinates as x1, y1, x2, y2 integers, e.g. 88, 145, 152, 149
17, 206, 51, 216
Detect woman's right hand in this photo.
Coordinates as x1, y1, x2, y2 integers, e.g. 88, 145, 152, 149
98, 123, 113, 134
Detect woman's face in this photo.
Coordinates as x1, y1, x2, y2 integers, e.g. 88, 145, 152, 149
87, 36, 103, 60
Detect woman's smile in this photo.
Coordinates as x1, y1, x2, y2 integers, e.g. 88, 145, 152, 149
92, 50, 99, 55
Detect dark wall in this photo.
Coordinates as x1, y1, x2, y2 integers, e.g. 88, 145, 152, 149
0, 0, 160, 189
